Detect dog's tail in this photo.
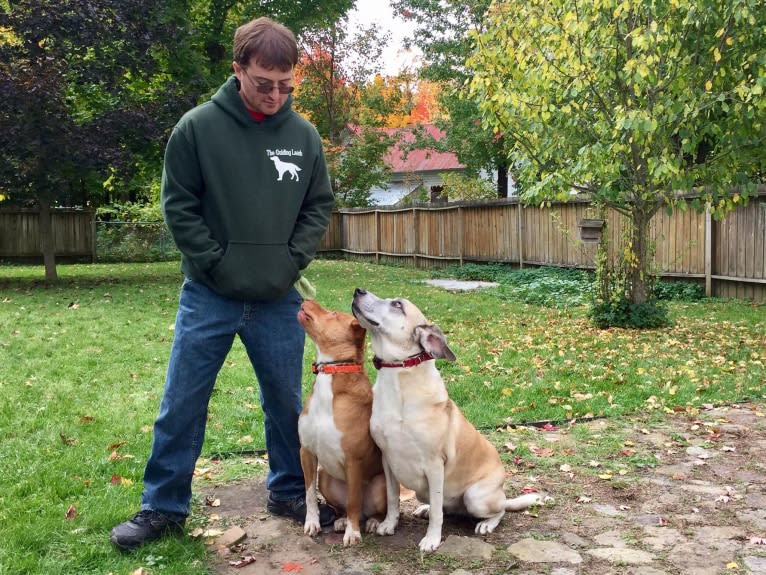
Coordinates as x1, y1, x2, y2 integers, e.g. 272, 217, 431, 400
505, 492, 544, 511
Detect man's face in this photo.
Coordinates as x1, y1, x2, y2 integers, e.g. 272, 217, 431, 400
233, 60, 294, 115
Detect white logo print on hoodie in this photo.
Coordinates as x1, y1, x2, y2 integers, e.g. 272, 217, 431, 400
270, 156, 302, 181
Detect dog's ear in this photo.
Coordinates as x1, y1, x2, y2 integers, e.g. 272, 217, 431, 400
351, 318, 367, 345
415, 324, 456, 362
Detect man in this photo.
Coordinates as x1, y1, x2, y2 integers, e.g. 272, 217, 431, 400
110, 16, 336, 551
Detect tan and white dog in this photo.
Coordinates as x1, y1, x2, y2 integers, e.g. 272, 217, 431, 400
297, 299, 387, 546
351, 288, 543, 551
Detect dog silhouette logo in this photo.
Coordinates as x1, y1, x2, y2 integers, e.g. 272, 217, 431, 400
270, 156, 302, 182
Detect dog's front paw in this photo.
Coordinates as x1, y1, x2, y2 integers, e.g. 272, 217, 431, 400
412, 504, 430, 519
418, 532, 442, 552
343, 525, 362, 546
376, 518, 397, 536
304, 518, 321, 537
365, 517, 381, 533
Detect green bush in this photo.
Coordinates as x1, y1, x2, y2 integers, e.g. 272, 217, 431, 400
654, 280, 704, 301
588, 298, 670, 329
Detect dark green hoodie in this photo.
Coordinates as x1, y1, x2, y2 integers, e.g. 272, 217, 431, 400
161, 76, 334, 301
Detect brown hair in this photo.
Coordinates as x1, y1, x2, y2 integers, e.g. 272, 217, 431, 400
233, 17, 298, 71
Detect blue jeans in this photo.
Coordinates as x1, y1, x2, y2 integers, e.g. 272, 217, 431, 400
140, 278, 305, 517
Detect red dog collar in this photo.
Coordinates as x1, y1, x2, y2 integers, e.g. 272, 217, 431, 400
312, 362, 365, 374
373, 351, 434, 370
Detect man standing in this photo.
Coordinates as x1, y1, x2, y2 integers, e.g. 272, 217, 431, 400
111, 16, 336, 551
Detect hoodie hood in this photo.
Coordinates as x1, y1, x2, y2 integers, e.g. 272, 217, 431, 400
210, 75, 295, 128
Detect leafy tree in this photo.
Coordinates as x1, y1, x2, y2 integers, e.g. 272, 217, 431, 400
327, 126, 397, 207
0, 0, 193, 279
468, 0, 766, 313
439, 172, 495, 202
391, 0, 513, 195
296, 17, 393, 142
296, 18, 411, 206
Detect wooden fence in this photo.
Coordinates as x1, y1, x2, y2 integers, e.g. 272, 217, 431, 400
2, 193, 765, 302
0, 208, 95, 262
319, 191, 766, 302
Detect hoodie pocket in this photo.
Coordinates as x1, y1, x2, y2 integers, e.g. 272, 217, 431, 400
210, 241, 299, 300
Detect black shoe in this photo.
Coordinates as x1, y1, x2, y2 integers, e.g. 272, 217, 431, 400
267, 494, 336, 527
110, 510, 185, 551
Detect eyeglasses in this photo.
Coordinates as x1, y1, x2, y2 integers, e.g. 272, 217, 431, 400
242, 69, 294, 94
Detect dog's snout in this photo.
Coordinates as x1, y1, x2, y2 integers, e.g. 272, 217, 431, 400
354, 288, 367, 296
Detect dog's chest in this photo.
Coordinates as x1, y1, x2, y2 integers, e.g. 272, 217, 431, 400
298, 374, 345, 478
370, 375, 435, 487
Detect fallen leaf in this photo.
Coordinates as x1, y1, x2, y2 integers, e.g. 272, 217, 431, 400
282, 562, 304, 573
65, 505, 77, 520
598, 473, 613, 480
559, 464, 572, 473
577, 496, 592, 503
541, 422, 558, 431
721, 445, 736, 452
531, 446, 554, 457
726, 561, 739, 570
230, 556, 256, 568
110, 474, 122, 485
131, 569, 148, 575
60, 433, 76, 446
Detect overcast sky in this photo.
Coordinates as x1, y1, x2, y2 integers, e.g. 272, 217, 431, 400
347, 0, 421, 76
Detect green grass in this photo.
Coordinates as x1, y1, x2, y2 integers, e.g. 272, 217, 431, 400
0, 259, 764, 574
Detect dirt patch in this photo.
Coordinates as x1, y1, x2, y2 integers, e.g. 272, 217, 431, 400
200, 403, 766, 575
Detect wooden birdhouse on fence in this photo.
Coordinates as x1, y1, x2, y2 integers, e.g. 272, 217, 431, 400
578, 218, 605, 243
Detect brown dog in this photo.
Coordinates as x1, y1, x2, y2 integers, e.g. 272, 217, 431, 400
297, 299, 387, 545
351, 288, 543, 551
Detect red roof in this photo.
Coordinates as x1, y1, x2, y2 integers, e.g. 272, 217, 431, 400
350, 124, 464, 173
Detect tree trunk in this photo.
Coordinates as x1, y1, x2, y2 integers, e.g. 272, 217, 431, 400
496, 162, 508, 198
629, 209, 650, 305
39, 198, 58, 281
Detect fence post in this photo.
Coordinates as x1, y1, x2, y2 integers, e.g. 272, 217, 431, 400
412, 208, 420, 268
517, 200, 524, 269
705, 204, 712, 297
375, 210, 380, 264
91, 216, 97, 263
458, 206, 464, 266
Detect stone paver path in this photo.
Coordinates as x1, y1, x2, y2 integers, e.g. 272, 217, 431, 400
202, 403, 766, 575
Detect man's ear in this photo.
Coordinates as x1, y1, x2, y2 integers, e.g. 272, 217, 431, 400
414, 324, 456, 361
